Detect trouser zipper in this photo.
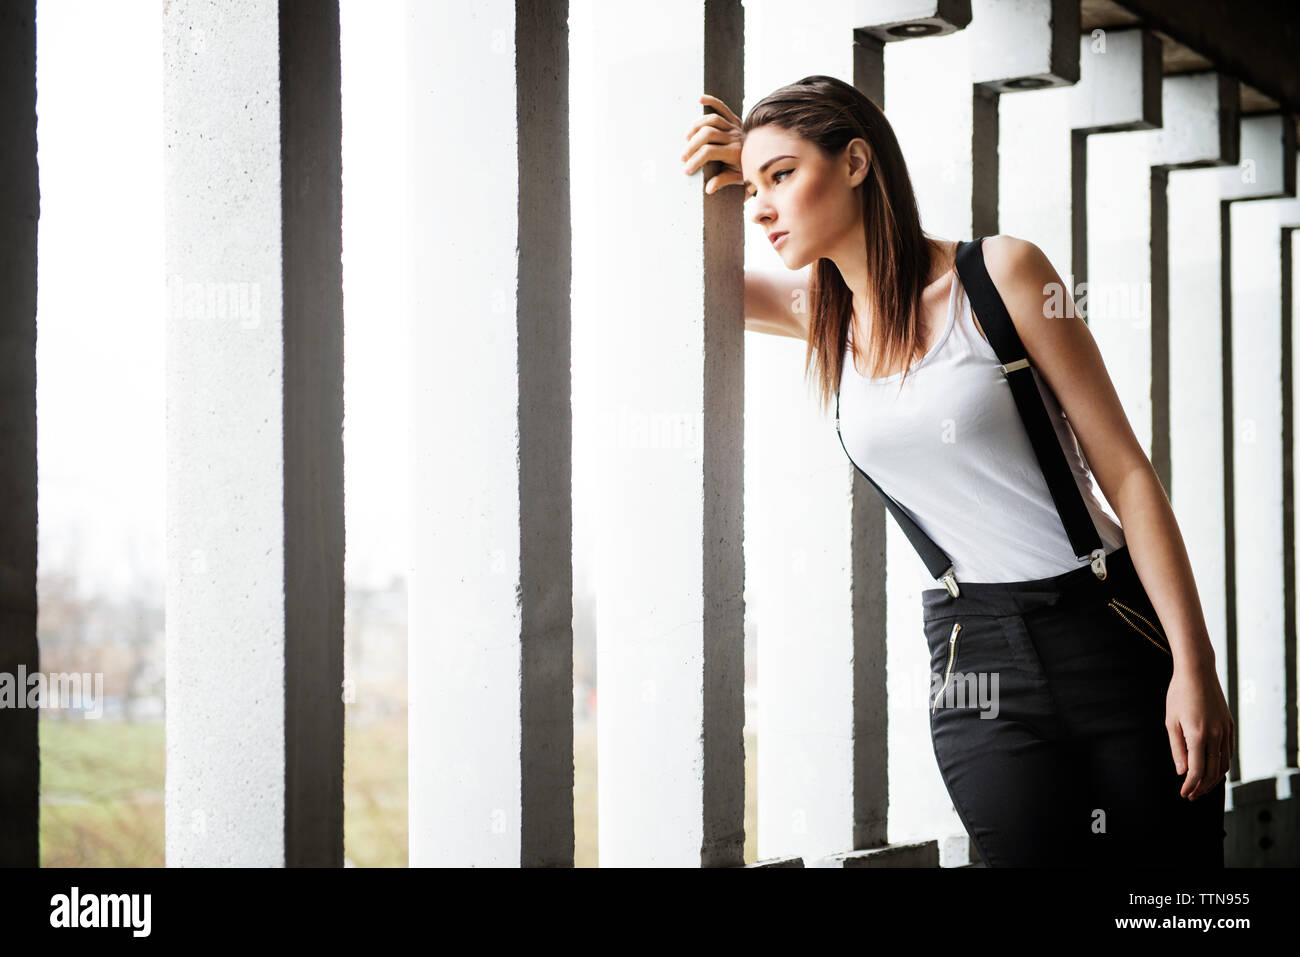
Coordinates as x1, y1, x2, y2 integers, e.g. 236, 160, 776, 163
1107, 598, 1171, 656
932, 622, 963, 714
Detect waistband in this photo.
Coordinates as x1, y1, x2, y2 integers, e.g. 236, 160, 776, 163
921, 544, 1137, 619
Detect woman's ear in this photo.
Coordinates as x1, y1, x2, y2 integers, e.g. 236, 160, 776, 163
845, 137, 871, 189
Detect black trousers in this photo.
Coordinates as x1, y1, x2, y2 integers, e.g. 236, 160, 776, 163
921, 544, 1227, 868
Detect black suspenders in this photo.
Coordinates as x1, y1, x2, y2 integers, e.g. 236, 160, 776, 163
833, 236, 1109, 597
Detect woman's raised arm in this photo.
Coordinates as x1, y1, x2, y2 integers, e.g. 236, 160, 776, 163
744, 266, 811, 340
682, 95, 810, 340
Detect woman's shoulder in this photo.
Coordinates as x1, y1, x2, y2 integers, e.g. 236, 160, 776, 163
974, 234, 1049, 292
961, 234, 1061, 346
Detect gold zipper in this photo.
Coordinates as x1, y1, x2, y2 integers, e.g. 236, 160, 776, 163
932, 622, 963, 714
1107, 598, 1171, 656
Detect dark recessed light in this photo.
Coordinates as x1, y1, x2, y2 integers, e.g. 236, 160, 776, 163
886, 21, 943, 39
1004, 76, 1053, 90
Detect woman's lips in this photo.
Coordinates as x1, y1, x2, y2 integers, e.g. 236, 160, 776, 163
770, 231, 789, 248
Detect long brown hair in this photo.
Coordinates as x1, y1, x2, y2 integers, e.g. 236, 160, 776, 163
742, 75, 937, 411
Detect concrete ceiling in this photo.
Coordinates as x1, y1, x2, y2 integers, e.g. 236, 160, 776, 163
1081, 0, 1286, 116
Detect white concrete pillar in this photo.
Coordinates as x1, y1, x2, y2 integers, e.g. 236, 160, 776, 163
162, 0, 345, 865
967, 0, 1080, 234
746, 0, 861, 867
1222, 136, 1300, 863
0, 0, 38, 867
743, 0, 930, 869
591, 0, 745, 867
405, 0, 573, 867
1280, 193, 1300, 781
1228, 197, 1284, 781
1227, 142, 1300, 784
862, 3, 981, 870
1087, 70, 1239, 493
1164, 165, 1230, 706
849, 0, 1077, 867
1000, 29, 1163, 295
1211, 115, 1297, 794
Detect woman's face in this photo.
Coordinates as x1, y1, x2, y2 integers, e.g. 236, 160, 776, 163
740, 124, 867, 270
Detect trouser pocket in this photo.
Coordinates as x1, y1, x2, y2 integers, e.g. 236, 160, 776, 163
1105, 596, 1171, 657
924, 615, 1033, 722
931, 621, 963, 715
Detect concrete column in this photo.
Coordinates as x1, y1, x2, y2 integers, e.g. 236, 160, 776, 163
1164, 165, 1230, 718
1213, 116, 1297, 795
847, 0, 1076, 867
742, 0, 930, 870
1226, 140, 1300, 863
1001, 29, 1163, 299
0, 0, 38, 867
1087, 70, 1239, 492
968, 0, 1080, 235
163, 1, 344, 865
746, 0, 860, 867
405, 0, 573, 867
1280, 193, 1300, 780
1227, 141, 1300, 785
591, 0, 744, 867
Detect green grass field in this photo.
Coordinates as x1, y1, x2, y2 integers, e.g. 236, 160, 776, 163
38, 717, 757, 866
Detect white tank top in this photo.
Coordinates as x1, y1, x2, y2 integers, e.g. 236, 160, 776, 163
837, 267, 1125, 583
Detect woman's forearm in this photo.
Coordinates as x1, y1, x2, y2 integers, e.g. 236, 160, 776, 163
1111, 464, 1217, 673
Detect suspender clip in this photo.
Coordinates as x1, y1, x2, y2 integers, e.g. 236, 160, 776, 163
1000, 357, 1031, 377
1088, 547, 1107, 580
940, 565, 960, 598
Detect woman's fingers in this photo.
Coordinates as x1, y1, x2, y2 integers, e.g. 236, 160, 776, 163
684, 111, 736, 142
699, 93, 742, 127
1189, 719, 1232, 800
682, 141, 740, 178
681, 95, 744, 193
1166, 717, 1189, 791
705, 168, 743, 194
1180, 721, 1234, 801
681, 126, 740, 168
681, 124, 737, 158
1192, 732, 1220, 800
1182, 738, 1204, 801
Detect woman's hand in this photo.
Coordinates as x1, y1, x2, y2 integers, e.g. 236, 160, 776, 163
1165, 659, 1233, 801
681, 94, 744, 194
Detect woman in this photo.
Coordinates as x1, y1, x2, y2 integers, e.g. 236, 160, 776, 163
679, 74, 1231, 868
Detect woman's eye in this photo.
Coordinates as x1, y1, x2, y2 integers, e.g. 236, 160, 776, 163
745, 169, 792, 202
